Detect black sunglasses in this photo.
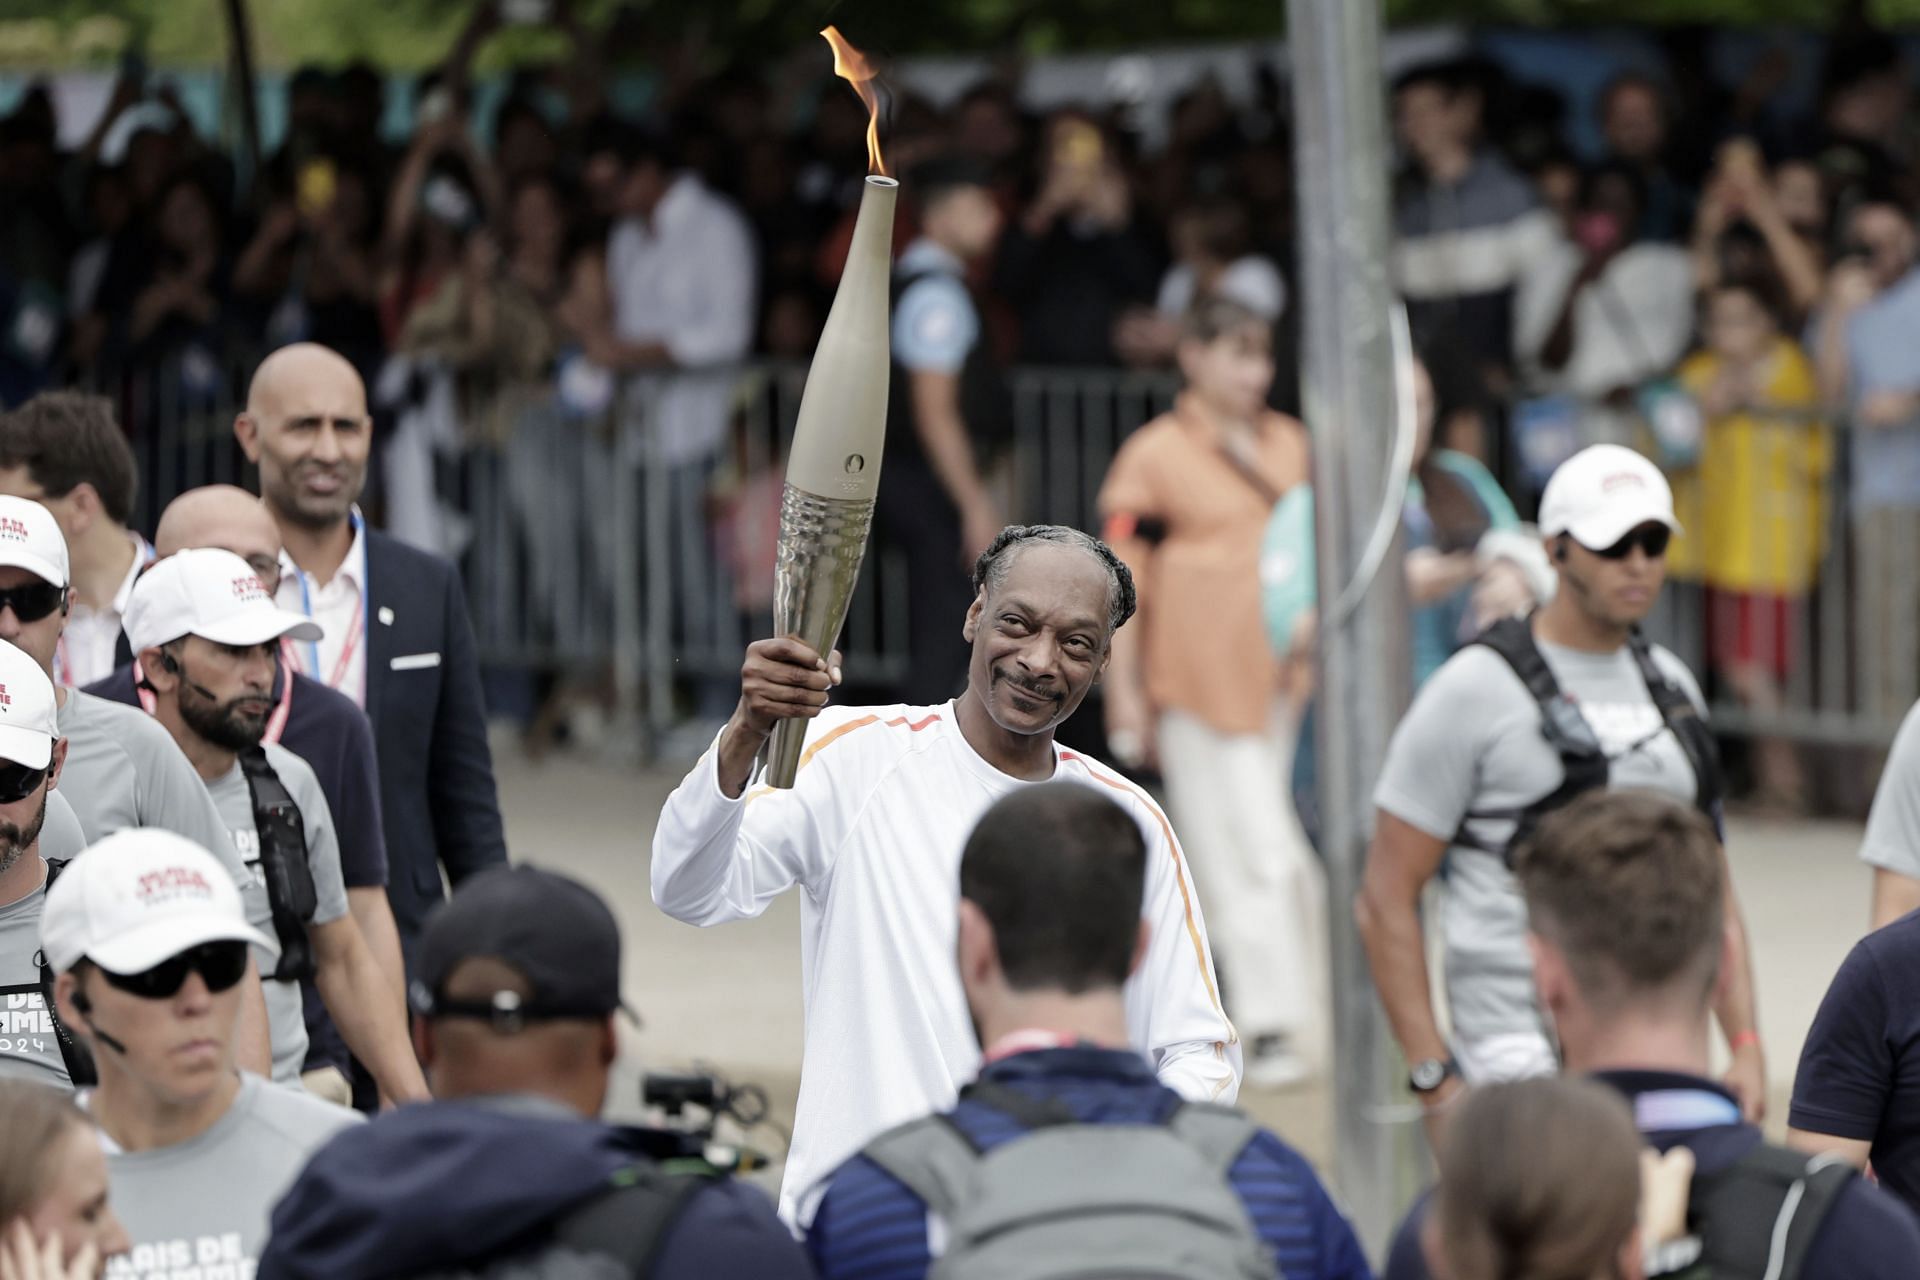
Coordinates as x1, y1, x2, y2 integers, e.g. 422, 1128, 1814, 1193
0, 760, 48, 804
99, 940, 251, 1000
0, 581, 64, 623
1592, 525, 1671, 561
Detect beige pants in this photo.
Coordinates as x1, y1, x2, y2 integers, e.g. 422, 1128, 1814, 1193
301, 1066, 354, 1108
1158, 701, 1325, 1042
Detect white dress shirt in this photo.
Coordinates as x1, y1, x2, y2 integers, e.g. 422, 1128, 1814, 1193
58, 532, 151, 688
276, 513, 368, 708
651, 700, 1241, 1225
606, 173, 758, 466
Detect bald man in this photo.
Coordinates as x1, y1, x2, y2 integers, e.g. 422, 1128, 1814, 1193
235, 343, 506, 966
85, 485, 406, 1107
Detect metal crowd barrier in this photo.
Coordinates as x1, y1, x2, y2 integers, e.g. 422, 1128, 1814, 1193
58, 352, 1914, 766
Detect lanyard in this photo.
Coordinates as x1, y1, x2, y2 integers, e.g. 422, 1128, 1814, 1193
1634, 1088, 1742, 1133
133, 638, 295, 746
981, 1030, 1089, 1065
293, 511, 369, 702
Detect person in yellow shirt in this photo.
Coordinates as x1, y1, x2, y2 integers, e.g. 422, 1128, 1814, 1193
1669, 275, 1830, 807
1098, 297, 1318, 1088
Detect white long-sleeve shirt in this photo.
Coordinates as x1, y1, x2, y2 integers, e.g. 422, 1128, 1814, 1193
607, 172, 757, 466
651, 700, 1241, 1224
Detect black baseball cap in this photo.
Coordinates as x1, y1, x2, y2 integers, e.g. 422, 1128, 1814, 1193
410, 865, 635, 1029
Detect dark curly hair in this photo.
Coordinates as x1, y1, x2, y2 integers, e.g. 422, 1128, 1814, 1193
971, 524, 1137, 635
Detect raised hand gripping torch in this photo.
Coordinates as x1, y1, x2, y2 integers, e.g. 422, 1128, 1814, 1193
765, 31, 898, 789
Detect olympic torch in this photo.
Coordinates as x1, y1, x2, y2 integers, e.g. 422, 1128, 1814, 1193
765, 28, 897, 787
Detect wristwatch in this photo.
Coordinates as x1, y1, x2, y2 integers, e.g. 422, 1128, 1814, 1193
1408, 1057, 1459, 1095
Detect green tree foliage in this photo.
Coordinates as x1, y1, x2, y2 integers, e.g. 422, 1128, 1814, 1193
3, 0, 1918, 70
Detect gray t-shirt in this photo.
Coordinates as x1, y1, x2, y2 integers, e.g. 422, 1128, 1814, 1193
1862, 701, 1920, 878
0, 863, 63, 1088
40, 791, 85, 862
104, 1073, 359, 1279
57, 690, 250, 887
1374, 638, 1707, 1050
206, 743, 350, 1084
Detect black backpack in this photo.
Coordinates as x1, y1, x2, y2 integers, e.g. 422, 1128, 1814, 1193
1656, 1144, 1855, 1280
1455, 616, 1722, 867
414, 1164, 716, 1280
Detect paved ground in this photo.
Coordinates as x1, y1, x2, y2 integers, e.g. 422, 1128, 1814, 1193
497, 740, 1879, 1200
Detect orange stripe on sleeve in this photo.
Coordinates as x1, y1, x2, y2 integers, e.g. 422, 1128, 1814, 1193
1067, 755, 1236, 1043
743, 712, 943, 803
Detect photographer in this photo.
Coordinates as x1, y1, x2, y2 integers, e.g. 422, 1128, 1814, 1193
259, 866, 810, 1280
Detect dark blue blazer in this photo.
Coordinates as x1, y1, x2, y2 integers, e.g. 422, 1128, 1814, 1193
362, 529, 507, 954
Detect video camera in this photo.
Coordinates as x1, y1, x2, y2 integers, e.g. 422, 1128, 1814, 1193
642, 1067, 782, 1174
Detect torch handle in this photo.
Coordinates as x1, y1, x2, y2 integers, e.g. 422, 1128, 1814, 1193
765, 483, 877, 788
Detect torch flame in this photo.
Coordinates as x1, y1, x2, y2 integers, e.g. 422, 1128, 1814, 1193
822, 25, 887, 177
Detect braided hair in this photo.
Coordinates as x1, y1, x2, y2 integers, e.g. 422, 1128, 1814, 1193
971, 525, 1137, 636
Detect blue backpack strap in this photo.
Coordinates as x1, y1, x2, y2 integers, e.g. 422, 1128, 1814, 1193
1457, 616, 1609, 866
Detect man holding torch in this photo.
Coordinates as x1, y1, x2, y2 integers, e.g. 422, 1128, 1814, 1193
652, 29, 1231, 1226
652, 525, 1240, 1225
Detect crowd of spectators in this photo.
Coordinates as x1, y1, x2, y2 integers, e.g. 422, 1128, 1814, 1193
2, 17, 1920, 750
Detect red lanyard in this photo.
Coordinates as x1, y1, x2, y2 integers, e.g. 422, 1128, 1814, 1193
313, 589, 365, 697
133, 637, 295, 745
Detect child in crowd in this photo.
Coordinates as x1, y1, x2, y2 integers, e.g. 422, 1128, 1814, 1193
1668, 274, 1829, 809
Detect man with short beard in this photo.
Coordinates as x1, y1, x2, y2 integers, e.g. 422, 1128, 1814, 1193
0, 637, 86, 1085
653, 524, 1237, 1225
124, 548, 425, 1104
0, 494, 275, 1078
87, 484, 402, 1109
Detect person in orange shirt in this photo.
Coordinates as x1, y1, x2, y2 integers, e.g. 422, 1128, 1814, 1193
1098, 297, 1318, 1087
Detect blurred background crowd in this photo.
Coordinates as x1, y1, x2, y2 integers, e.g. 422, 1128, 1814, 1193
1, 3, 1917, 806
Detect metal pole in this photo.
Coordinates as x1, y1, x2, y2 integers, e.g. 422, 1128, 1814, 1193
220, 0, 263, 191
1286, 0, 1420, 1258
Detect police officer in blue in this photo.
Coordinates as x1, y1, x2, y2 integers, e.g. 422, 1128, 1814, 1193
880, 156, 1008, 704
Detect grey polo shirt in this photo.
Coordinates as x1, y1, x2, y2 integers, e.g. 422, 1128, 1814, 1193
1374, 638, 1707, 1057
205, 743, 350, 1084
0, 861, 62, 1087
104, 1073, 360, 1279
40, 791, 85, 862
56, 689, 249, 886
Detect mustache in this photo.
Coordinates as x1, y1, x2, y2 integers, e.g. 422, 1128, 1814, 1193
993, 669, 1062, 701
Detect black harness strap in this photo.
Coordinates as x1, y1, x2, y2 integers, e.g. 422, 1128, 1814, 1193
34, 858, 97, 1087
1455, 617, 1721, 866
240, 746, 319, 982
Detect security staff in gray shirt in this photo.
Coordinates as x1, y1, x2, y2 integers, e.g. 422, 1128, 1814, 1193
1357, 445, 1765, 1148
0, 494, 273, 1077
124, 549, 426, 1106
0, 638, 82, 1086
42, 829, 360, 1279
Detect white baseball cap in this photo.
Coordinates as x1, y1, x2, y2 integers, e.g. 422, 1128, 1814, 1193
41, 828, 270, 976
1538, 444, 1681, 552
0, 638, 58, 770
0, 495, 69, 589
123, 547, 322, 657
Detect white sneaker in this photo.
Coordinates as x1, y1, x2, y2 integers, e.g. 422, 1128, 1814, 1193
1244, 1034, 1315, 1090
